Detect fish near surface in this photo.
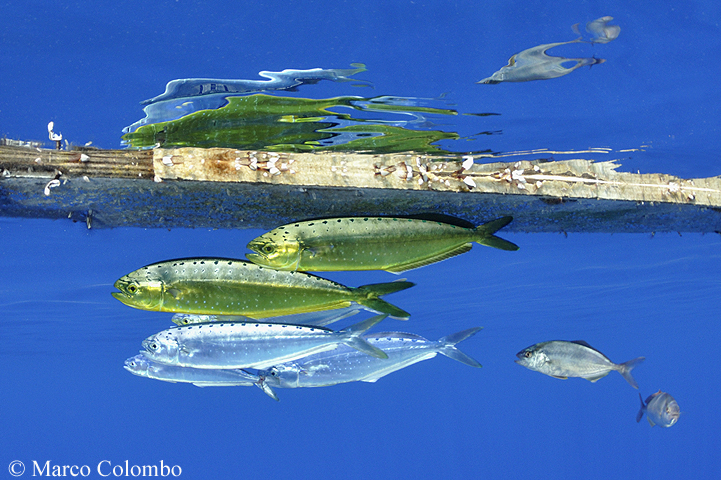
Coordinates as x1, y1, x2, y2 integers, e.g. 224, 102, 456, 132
246, 216, 518, 273
515, 340, 645, 388
478, 39, 604, 84
124, 354, 279, 400
636, 390, 680, 427
112, 257, 413, 319
141, 314, 389, 370
259, 327, 482, 389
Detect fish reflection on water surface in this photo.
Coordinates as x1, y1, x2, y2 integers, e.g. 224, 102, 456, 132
258, 327, 482, 389
246, 216, 518, 273
112, 258, 413, 319
141, 315, 388, 370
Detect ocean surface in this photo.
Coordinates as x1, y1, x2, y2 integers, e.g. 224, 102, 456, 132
2, 1, 720, 479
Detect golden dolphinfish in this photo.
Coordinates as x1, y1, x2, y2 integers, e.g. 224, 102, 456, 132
112, 258, 414, 319
246, 216, 518, 273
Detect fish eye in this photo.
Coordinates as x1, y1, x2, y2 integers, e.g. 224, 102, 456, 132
149, 343, 158, 350
262, 244, 275, 254
128, 285, 137, 294
270, 367, 279, 377
524, 351, 532, 358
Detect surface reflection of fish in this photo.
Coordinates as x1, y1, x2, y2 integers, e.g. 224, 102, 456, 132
515, 340, 645, 388
246, 216, 518, 273
170, 306, 361, 327
112, 258, 413, 319
142, 314, 388, 370
124, 354, 279, 400
478, 39, 604, 84
636, 390, 680, 427
258, 327, 482, 389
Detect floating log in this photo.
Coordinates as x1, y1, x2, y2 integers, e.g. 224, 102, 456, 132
2, 144, 720, 233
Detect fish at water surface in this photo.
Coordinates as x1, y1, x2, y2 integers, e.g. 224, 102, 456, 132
636, 390, 680, 427
258, 327, 482, 389
141, 314, 388, 370
246, 216, 518, 273
124, 354, 279, 400
515, 340, 645, 389
112, 258, 413, 319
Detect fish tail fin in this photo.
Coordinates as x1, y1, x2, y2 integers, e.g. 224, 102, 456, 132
438, 327, 483, 368
636, 392, 646, 423
618, 356, 645, 389
341, 314, 389, 359
474, 216, 519, 251
356, 281, 415, 320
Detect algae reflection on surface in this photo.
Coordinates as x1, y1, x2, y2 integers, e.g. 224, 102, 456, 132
122, 94, 460, 154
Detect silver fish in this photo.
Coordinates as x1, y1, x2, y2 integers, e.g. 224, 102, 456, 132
170, 306, 361, 327
123, 354, 279, 400
142, 314, 388, 370
515, 340, 644, 388
636, 390, 680, 427
478, 39, 603, 84
258, 327, 482, 389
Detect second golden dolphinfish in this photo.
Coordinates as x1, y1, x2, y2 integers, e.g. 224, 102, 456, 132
112, 258, 413, 319
246, 216, 518, 273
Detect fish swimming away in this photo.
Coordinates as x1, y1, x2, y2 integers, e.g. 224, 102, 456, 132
636, 390, 680, 427
124, 354, 279, 400
141, 314, 389, 370
258, 327, 482, 389
246, 216, 518, 273
170, 306, 362, 327
478, 39, 604, 84
112, 258, 413, 319
515, 340, 645, 388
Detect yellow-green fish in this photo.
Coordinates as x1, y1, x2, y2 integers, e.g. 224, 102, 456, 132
112, 258, 413, 319
246, 216, 518, 273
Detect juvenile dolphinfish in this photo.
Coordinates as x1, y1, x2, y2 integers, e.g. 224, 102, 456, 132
246, 216, 518, 273
112, 257, 413, 319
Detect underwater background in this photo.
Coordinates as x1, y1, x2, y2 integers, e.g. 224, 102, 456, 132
2, 1, 720, 479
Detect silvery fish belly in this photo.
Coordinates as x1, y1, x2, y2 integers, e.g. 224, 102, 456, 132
141, 315, 388, 370
112, 257, 413, 319
259, 327, 482, 388
515, 340, 644, 389
124, 354, 259, 386
246, 216, 518, 273
637, 390, 680, 427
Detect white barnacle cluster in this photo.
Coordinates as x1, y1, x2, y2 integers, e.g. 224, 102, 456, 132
496, 162, 543, 191
330, 159, 348, 177
236, 151, 295, 176
47, 121, 62, 143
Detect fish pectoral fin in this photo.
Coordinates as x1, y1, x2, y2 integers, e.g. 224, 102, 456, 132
166, 288, 182, 299
551, 375, 568, 380
647, 417, 656, 427
385, 244, 473, 273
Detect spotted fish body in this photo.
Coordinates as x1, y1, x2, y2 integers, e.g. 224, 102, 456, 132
259, 327, 482, 389
141, 314, 388, 370
246, 216, 518, 273
112, 258, 413, 319
515, 340, 645, 389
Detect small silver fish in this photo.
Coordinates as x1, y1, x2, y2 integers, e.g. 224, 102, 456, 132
124, 354, 279, 400
515, 340, 644, 388
636, 390, 680, 427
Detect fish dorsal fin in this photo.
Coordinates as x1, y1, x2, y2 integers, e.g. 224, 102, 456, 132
385, 243, 473, 273
403, 213, 476, 229
571, 340, 593, 348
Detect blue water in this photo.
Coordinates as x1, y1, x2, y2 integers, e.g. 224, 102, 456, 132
2, 2, 721, 479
